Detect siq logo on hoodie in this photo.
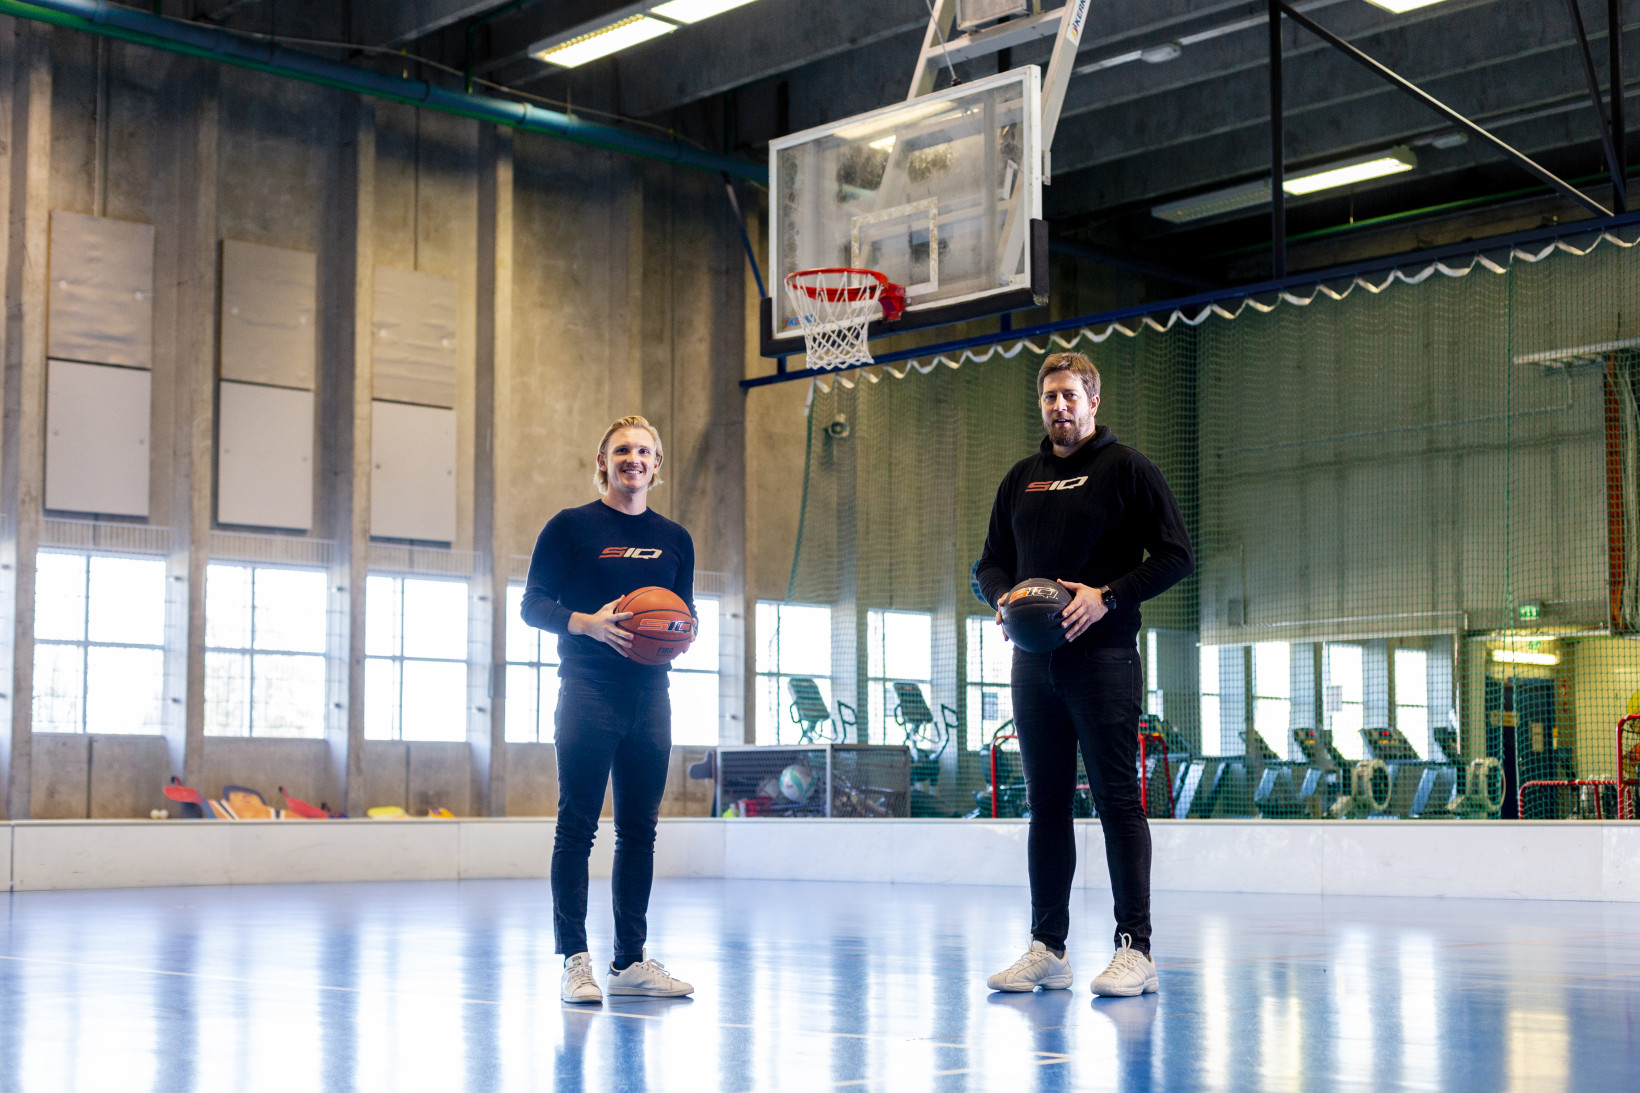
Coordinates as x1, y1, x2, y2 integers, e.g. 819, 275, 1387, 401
1024, 476, 1088, 493
600, 547, 663, 559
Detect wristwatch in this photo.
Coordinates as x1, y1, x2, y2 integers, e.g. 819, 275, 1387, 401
1099, 586, 1117, 611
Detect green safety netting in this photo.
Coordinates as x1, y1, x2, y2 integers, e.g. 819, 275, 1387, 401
763, 227, 1640, 823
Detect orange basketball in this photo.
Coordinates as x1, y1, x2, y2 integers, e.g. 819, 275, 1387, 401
615, 586, 696, 666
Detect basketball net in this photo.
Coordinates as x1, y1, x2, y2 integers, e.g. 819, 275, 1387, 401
783, 268, 906, 370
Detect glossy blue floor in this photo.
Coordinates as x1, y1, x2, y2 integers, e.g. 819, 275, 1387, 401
2, 877, 1636, 1091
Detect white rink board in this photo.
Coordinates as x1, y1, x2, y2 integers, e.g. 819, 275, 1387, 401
6, 819, 1638, 901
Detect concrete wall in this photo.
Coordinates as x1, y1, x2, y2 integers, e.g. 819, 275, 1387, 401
0, 20, 749, 819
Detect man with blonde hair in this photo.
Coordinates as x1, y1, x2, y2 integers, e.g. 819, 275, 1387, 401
975, 352, 1193, 997
522, 415, 696, 1004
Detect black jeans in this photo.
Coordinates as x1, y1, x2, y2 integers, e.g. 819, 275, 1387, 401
1012, 642, 1151, 955
551, 677, 672, 962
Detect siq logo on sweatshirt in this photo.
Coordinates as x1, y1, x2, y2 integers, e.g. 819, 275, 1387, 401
600, 547, 663, 559
1024, 476, 1088, 493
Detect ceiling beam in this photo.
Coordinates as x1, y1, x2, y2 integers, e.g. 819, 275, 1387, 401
1058, 8, 1609, 173
477, 0, 1293, 117
1045, 68, 1633, 219
356, 0, 510, 48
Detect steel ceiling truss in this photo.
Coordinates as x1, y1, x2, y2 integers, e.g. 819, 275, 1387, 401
1266, 0, 1626, 276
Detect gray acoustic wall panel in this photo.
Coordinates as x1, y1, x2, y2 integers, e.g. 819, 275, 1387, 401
373, 265, 458, 408
45, 359, 151, 517
48, 211, 155, 369
371, 400, 456, 542
217, 381, 315, 530
220, 239, 317, 389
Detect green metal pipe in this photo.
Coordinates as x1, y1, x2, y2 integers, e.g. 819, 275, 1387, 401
0, 0, 767, 182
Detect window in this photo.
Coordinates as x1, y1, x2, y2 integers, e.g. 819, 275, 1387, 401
205, 564, 327, 737
504, 583, 560, 744
867, 609, 933, 746
1145, 630, 1164, 718
754, 602, 832, 745
1394, 647, 1429, 758
1253, 642, 1291, 754
966, 615, 1012, 751
1326, 643, 1365, 761
1199, 645, 1220, 753
33, 551, 168, 734
668, 597, 720, 746
365, 575, 468, 742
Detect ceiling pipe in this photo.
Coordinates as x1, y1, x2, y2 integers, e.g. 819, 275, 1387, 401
0, 0, 768, 182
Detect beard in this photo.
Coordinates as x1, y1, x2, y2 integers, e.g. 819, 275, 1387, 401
1047, 416, 1087, 443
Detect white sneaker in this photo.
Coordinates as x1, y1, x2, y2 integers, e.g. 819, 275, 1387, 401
605, 951, 694, 998
986, 940, 1073, 992
560, 952, 602, 1004
1090, 934, 1158, 997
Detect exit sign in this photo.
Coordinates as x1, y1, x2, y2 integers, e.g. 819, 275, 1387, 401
1518, 603, 1542, 620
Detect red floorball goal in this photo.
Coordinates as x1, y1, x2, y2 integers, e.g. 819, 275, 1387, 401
1521, 714, 1640, 820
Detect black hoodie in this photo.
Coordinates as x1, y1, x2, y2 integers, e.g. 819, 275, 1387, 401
974, 425, 1194, 650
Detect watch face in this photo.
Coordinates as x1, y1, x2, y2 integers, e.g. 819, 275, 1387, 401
1101, 588, 1117, 608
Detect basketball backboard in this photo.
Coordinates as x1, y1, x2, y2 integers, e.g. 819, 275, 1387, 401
763, 66, 1048, 358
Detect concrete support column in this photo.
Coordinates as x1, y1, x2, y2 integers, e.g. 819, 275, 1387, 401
472, 124, 513, 816
321, 98, 375, 816
157, 61, 219, 786
0, 20, 51, 820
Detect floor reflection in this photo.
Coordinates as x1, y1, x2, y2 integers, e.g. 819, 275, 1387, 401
0, 880, 1633, 1091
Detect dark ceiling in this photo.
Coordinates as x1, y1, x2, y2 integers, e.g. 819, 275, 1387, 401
193, 0, 1635, 289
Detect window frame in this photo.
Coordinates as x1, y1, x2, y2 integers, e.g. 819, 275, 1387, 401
1199, 644, 1221, 755
503, 582, 561, 745
965, 614, 1013, 752
1252, 641, 1293, 756
754, 600, 835, 745
667, 596, 722, 747
1393, 646, 1430, 758
865, 607, 934, 747
203, 560, 329, 739
32, 548, 169, 736
1325, 642, 1367, 761
364, 572, 471, 743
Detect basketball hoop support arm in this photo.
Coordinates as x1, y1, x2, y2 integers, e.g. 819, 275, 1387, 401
906, 2, 1088, 316
908, 2, 1087, 148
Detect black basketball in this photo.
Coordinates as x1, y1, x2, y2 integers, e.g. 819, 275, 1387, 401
998, 578, 1072, 653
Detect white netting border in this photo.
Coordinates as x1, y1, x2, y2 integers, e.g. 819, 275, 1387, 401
808, 227, 1640, 399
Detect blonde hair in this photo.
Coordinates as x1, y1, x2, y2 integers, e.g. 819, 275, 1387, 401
594, 415, 664, 494
1037, 352, 1101, 402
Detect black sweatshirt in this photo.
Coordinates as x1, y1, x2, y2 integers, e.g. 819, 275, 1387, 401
975, 426, 1194, 649
520, 500, 696, 687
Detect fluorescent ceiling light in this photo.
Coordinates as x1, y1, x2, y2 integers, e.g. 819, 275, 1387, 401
1363, 0, 1452, 12
1153, 147, 1418, 223
1152, 180, 1271, 224
1491, 649, 1559, 666
651, 0, 759, 22
534, 15, 676, 68
1283, 148, 1417, 195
